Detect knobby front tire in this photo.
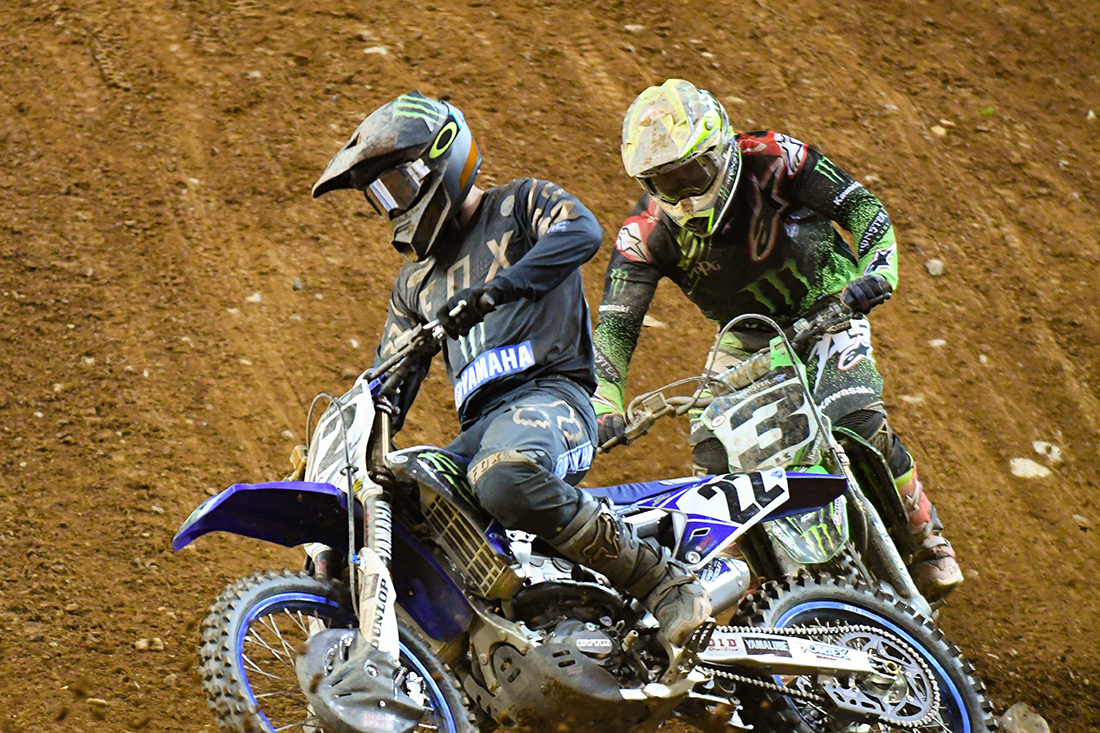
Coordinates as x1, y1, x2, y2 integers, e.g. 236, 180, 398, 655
198, 568, 473, 733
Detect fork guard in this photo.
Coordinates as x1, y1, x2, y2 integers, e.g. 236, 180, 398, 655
297, 628, 426, 733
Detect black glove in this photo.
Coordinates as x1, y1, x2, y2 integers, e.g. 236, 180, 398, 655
842, 273, 892, 314
596, 412, 629, 451
436, 286, 498, 339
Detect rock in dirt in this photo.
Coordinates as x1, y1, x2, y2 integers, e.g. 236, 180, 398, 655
999, 702, 1050, 733
925, 258, 945, 276
133, 637, 165, 651
1010, 458, 1052, 478
1032, 440, 1062, 463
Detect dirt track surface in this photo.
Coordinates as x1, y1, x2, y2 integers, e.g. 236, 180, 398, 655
2, 0, 1099, 730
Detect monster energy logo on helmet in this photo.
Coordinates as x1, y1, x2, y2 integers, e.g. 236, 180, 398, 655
391, 94, 447, 126
622, 79, 742, 238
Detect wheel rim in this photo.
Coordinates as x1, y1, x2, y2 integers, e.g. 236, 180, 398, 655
237, 591, 459, 733
774, 600, 971, 732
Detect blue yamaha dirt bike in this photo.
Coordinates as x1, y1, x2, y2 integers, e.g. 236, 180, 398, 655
174, 305, 994, 733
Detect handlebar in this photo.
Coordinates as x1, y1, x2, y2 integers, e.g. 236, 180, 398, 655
597, 302, 858, 453
364, 297, 480, 390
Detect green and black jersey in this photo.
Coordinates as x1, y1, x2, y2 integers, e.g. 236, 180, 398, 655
593, 131, 898, 415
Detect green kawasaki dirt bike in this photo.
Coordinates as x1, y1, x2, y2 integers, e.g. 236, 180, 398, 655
607, 302, 942, 616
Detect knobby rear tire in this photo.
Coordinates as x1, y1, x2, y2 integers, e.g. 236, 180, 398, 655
731, 573, 996, 733
198, 568, 473, 733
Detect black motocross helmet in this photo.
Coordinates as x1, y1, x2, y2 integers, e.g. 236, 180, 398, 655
312, 91, 482, 261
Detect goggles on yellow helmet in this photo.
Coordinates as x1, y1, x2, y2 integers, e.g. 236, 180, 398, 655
639, 148, 722, 204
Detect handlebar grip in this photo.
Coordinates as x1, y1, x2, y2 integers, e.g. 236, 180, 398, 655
868, 290, 892, 309
447, 299, 468, 319
476, 291, 497, 313
596, 436, 623, 455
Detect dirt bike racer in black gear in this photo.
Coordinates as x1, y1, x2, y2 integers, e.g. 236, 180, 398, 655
314, 91, 712, 651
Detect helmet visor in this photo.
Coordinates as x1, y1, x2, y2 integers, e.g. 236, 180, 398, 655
365, 159, 431, 217
640, 152, 719, 204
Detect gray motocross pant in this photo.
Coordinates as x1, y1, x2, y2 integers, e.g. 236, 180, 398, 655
446, 377, 598, 539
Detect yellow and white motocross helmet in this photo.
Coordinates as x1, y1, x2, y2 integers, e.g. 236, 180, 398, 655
622, 79, 741, 237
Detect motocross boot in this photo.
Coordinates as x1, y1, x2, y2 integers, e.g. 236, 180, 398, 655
898, 465, 964, 600
550, 496, 712, 648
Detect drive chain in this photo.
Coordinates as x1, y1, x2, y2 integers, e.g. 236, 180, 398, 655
700, 623, 940, 729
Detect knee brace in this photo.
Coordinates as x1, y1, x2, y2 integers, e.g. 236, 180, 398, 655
469, 450, 582, 537
834, 408, 913, 479
691, 437, 729, 476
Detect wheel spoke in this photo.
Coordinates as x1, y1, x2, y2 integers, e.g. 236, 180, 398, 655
247, 627, 296, 673
273, 716, 321, 732
254, 688, 306, 699
259, 613, 300, 661
242, 652, 286, 680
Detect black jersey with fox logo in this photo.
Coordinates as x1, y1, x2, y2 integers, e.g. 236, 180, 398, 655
373, 178, 602, 428
593, 131, 898, 415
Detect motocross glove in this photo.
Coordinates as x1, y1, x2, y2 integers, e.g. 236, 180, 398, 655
597, 412, 630, 451
437, 285, 498, 339
842, 273, 893, 314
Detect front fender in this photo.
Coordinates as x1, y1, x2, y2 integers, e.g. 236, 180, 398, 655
173, 480, 358, 552
173, 480, 474, 643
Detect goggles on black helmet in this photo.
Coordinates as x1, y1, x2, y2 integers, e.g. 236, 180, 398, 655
639, 150, 720, 204
365, 159, 432, 217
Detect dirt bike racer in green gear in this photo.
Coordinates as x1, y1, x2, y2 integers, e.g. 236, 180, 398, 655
595, 79, 962, 601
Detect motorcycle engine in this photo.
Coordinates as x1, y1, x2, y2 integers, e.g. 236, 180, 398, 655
461, 581, 661, 732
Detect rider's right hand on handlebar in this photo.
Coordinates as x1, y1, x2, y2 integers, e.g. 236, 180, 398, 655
596, 412, 630, 451
842, 273, 892, 314
436, 286, 498, 339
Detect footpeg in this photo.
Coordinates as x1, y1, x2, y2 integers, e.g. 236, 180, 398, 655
686, 619, 717, 654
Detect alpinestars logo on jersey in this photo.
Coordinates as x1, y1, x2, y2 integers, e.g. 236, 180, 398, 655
863, 243, 896, 276
807, 319, 874, 390
772, 134, 807, 176
615, 199, 660, 263
747, 158, 791, 263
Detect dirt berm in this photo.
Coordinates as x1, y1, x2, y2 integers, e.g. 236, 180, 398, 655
1, 0, 1098, 730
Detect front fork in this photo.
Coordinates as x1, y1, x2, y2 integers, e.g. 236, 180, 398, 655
832, 439, 932, 618
354, 408, 401, 660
